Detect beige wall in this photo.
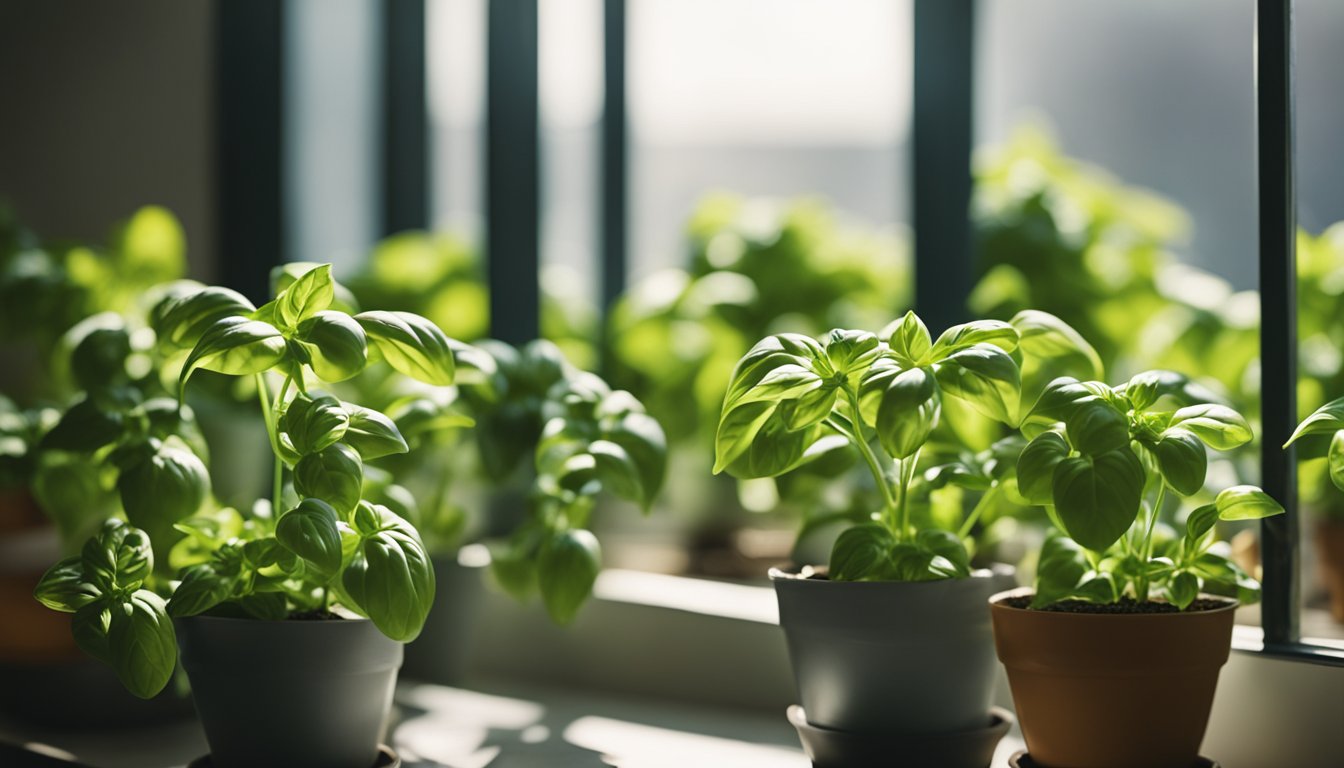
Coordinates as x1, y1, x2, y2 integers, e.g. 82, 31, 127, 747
0, 0, 215, 278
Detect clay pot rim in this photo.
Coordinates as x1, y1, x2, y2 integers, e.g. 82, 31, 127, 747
770, 562, 1012, 588
175, 613, 376, 631
989, 586, 1238, 618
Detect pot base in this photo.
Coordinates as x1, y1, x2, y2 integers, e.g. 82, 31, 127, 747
1008, 752, 1219, 768
788, 705, 1013, 768
188, 744, 400, 768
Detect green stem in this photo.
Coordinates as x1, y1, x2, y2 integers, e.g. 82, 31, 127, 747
255, 373, 293, 517
896, 447, 920, 542
1135, 483, 1168, 602
828, 396, 898, 528
957, 484, 1000, 540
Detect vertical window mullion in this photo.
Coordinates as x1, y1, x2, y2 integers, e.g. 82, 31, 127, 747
215, 0, 285, 303
1257, 0, 1301, 648
382, 0, 429, 237
599, 0, 627, 372
912, 0, 976, 332
487, 0, 541, 344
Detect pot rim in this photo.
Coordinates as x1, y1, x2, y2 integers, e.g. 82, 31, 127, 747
175, 613, 377, 629
989, 586, 1238, 618
770, 562, 1013, 586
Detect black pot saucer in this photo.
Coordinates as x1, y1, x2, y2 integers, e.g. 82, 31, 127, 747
188, 743, 400, 768
788, 705, 1014, 768
1008, 751, 1219, 768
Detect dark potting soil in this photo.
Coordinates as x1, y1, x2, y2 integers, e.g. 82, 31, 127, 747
288, 609, 345, 621
1000, 595, 1228, 614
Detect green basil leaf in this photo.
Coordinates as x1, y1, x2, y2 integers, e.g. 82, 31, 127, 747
1191, 551, 1238, 582
1285, 395, 1344, 447
1185, 503, 1220, 545
71, 326, 132, 391
276, 263, 335, 329
1026, 376, 1097, 422
875, 366, 940, 459
271, 261, 359, 312
342, 404, 410, 460
603, 411, 668, 503
1017, 431, 1071, 505
293, 443, 363, 517
33, 556, 101, 612
1075, 571, 1118, 603
825, 328, 881, 374
282, 394, 349, 455
355, 310, 456, 386
1168, 404, 1253, 451
537, 529, 601, 625
883, 311, 932, 364
1330, 431, 1344, 492
1064, 398, 1129, 456
777, 384, 839, 431
166, 563, 234, 618
829, 523, 894, 581
1153, 428, 1207, 496
151, 286, 255, 350
1214, 485, 1285, 521
180, 317, 288, 392
294, 310, 368, 382
117, 442, 210, 543
384, 396, 472, 447
72, 599, 113, 666
930, 319, 1019, 358
81, 519, 154, 591
1031, 532, 1088, 608
934, 343, 1021, 426
713, 401, 776, 474
1010, 309, 1103, 381
1052, 446, 1144, 551
585, 440, 649, 510
856, 355, 902, 427
1169, 571, 1200, 610
722, 334, 819, 406
108, 591, 177, 699
276, 498, 344, 577
720, 408, 824, 479
733, 363, 825, 406
239, 592, 289, 621
915, 529, 971, 578
41, 397, 124, 453
1122, 370, 1225, 411
342, 505, 435, 641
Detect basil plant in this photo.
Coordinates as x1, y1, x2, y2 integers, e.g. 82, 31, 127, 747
477, 341, 668, 624
33, 264, 463, 698
1285, 394, 1344, 502
1017, 371, 1285, 609
713, 311, 1049, 582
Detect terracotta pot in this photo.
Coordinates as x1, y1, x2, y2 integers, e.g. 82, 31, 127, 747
773, 565, 1016, 735
990, 587, 1236, 768
1317, 519, 1344, 623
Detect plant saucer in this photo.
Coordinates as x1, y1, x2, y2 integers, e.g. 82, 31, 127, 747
1008, 751, 1219, 768
788, 705, 1013, 768
187, 743, 400, 768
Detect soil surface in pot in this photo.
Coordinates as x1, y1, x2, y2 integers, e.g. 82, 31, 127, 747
999, 595, 1227, 614
288, 609, 345, 621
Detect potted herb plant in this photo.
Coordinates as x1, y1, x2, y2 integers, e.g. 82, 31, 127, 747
714, 310, 1094, 765
994, 370, 1285, 768
33, 264, 455, 768
393, 338, 667, 683
1286, 394, 1344, 621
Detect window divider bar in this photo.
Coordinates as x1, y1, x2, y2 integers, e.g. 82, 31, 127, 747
214, 0, 285, 304
599, 0, 628, 373
381, 0, 429, 237
486, 0, 541, 344
1256, 0, 1301, 647
912, 0, 976, 333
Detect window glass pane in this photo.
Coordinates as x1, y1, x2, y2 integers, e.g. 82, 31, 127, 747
629, 0, 911, 279
428, 0, 486, 243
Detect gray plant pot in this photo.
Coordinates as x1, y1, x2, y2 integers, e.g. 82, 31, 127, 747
176, 616, 402, 768
771, 564, 1015, 735
400, 545, 489, 684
